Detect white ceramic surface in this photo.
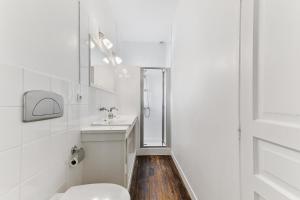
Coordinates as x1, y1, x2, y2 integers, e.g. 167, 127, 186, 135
91, 115, 137, 126
49, 194, 64, 200
61, 184, 130, 200
81, 125, 129, 132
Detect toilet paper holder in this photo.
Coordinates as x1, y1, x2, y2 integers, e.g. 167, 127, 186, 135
70, 146, 85, 167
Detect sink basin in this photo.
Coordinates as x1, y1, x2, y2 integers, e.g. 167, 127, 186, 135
91, 115, 137, 126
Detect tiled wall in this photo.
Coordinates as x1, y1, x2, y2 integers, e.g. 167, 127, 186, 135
0, 65, 117, 200
0, 0, 119, 199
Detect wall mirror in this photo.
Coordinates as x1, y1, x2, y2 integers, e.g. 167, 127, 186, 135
78, 3, 124, 92
89, 33, 117, 93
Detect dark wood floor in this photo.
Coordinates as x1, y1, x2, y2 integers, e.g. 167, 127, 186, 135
130, 156, 191, 200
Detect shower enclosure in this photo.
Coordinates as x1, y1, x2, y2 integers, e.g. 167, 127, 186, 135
140, 68, 170, 147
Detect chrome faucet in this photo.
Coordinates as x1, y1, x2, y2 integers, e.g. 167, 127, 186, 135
109, 107, 118, 112
99, 106, 119, 119
107, 107, 118, 119
99, 107, 108, 112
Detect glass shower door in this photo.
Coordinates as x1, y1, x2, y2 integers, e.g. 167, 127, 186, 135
141, 68, 167, 147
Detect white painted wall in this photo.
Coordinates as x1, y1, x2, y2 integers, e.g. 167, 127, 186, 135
171, 0, 240, 199
0, 0, 79, 82
115, 65, 141, 150
0, 0, 118, 199
118, 41, 169, 67
108, 0, 178, 43
115, 65, 140, 116
84, 0, 116, 43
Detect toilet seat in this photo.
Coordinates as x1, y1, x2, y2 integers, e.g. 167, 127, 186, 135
50, 194, 63, 200
60, 184, 130, 200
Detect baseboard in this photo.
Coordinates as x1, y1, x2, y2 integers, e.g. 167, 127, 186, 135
136, 147, 171, 155
171, 151, 198, 200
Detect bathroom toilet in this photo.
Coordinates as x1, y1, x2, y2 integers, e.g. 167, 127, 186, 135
50, 184, 130, 200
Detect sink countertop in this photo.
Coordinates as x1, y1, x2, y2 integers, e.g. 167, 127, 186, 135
81, 125, 130, 133
81, 115, 138, 141
91, 115, 137, 126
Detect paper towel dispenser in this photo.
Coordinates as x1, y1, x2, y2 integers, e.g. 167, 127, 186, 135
23, 90, 64, 122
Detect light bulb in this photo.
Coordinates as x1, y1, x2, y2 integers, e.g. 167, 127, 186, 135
102, 38, 113, 49
115, 56, 123, 64
102, 57, 110, 64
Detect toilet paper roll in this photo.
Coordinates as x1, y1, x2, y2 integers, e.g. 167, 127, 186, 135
69, 146, 85, 168
69, 156, 79, 167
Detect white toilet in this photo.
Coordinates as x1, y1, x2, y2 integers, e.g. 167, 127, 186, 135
50, 184, 130, 200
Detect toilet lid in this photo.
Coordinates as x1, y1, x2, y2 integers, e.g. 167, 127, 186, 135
61, 184, 131, 200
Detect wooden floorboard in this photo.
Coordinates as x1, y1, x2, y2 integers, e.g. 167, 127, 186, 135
130, 155, 191, 200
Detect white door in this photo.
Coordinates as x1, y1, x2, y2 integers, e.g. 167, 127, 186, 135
240, 0, 300, 199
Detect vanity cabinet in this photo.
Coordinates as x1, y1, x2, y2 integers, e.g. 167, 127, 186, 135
81, 117, 137, 188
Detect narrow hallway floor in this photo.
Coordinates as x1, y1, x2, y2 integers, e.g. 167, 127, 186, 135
130, 155, 191, 200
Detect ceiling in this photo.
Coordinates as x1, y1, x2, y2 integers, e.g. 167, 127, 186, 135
107, 0, 179, 43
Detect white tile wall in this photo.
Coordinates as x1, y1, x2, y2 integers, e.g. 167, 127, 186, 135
68, 105, 81, 131
51, 78, 70, 105
48, 163, 67, 193
0, 66, 86, 200
50, 111, 68, 134
1, 0, 119, 199
67, 163, 83, 188
0, 64, 118, 200
22, 137, 51, 181
0, 187, 20, 200
79, 85, 89, 105
20, 169, 52, 200
23, 70, 51, 92
22, 121, 51, 144
68, 83, 81, 105
51, 132, 68, 164
0, 66, 23, 107
0, 108, 22, 151
0, 148, 21, 195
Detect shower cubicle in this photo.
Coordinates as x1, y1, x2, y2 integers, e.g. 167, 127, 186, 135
140, 68, 171, 148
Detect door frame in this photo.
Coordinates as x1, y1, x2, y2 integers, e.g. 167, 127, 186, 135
140, 67, 170, 148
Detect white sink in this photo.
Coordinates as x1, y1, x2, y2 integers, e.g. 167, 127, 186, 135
91, 115, 137, 126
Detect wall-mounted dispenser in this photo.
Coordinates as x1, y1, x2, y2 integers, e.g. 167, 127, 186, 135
23, 90, 64, 122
